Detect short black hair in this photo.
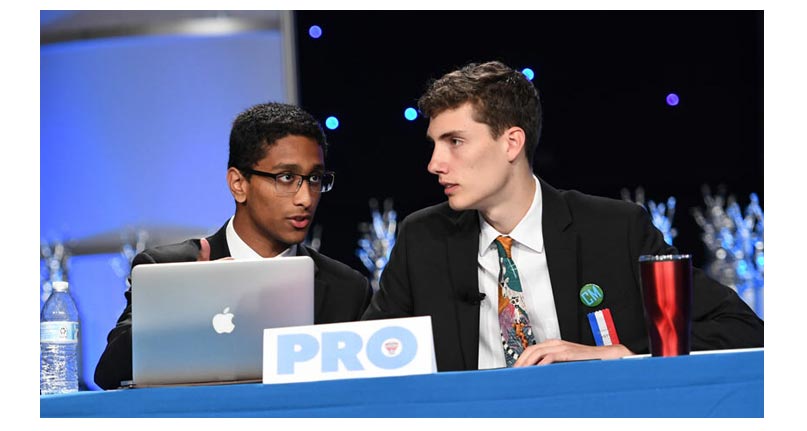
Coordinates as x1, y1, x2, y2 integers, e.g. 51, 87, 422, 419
418, 61, 542, 166
228, 102, 328, 174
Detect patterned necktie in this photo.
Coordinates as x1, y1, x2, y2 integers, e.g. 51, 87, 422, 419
494, 235, 536, 367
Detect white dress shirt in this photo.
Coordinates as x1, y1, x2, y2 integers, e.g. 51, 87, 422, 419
225, 216, 297, 259
477, 176, 561, 369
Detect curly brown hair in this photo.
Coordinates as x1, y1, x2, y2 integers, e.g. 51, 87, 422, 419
417, 61, 542, 165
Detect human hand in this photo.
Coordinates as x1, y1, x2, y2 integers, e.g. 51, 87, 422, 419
513, 339, 633, 366
197, 238, 211, 261
196, 238, 233, 262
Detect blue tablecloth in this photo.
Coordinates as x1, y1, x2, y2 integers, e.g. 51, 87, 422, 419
40, 349, 762, 418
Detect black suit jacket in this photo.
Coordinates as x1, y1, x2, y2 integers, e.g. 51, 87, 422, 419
94, 222, 373, 390
362, 179, 763, 371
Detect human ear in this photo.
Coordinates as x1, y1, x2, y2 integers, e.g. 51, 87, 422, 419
503, 126, 526, 163
227, 167, 248, 203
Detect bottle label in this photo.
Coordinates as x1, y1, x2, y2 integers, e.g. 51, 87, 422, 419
40, 321, 79, 344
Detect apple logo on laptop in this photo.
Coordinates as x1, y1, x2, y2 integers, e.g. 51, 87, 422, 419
212, 307, 235, 334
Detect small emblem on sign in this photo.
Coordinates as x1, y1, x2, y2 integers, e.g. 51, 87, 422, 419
383, 338, 402, 357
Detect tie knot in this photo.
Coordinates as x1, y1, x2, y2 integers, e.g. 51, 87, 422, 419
495, 235, 513, 258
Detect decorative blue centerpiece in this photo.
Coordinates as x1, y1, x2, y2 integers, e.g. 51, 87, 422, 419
40, 240, 69, 303
621, 187, 678, 246
356, 198, 397, 292
691, 185, 764, 318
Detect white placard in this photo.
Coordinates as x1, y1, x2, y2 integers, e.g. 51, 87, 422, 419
263, 316, 436, 384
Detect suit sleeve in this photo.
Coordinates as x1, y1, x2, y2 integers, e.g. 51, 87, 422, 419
92, 251, 157, 390
627, 205, 763, 350
362, 217, 414, 320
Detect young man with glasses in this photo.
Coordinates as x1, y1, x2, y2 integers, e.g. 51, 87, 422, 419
94, 102, 372, 390
363, 61, 763, 371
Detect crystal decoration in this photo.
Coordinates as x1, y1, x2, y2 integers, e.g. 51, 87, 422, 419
691, 185, 763, 318
356, 198, 397, 292
621, 186, 678, 246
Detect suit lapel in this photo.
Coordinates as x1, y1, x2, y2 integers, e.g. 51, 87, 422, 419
296, 245, 326, 319
206, 222, 231, 260
446, 210, 481, 369
540, 180, 582, 343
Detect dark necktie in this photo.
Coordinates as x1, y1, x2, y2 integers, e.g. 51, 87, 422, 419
494, 235, 537, 367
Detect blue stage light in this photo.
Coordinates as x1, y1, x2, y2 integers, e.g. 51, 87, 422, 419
521, 68, 535, 81
309, 25, 323, 39
666, 93, 680, 106
325, 116, 339, 130
404, 107, 418, 121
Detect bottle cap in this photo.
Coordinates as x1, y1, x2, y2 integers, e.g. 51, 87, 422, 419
52, 281, 69, 292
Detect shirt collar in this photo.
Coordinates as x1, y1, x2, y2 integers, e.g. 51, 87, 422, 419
226, 216, 297, 259
478, 175, 544, 256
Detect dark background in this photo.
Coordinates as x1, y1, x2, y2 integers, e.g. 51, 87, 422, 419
293, 10, 763, 274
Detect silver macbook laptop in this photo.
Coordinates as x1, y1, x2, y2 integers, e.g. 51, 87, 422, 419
130, 256, 314, 387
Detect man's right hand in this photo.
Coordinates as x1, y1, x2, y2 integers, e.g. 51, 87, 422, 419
196, 238, 233, 262
197, 238, 211, 261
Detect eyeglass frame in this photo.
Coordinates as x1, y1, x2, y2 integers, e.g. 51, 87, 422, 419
240, 167, 335, 194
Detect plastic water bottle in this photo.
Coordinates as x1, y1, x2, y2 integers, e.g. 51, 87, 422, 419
40, 281, 79, 394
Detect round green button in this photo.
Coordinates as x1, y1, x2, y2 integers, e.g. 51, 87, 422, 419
579, 283, 604, 307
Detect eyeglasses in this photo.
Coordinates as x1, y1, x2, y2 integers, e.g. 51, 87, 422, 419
241, 168, 335, 195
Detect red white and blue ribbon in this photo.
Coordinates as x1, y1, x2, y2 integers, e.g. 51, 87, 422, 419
587, 308, 620, 346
